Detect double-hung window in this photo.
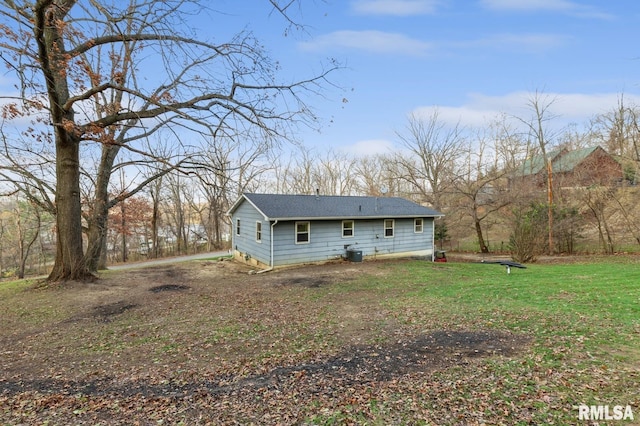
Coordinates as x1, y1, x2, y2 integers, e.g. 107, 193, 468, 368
342, 220, 354, 238
256, 221, 262, 242
236, 219, 241, 236
414, 218, 424, 233
384, 219, 394, 238
296, 221, 310, 244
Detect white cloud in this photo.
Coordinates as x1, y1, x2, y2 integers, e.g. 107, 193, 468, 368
351, 0, 441, 16
479, 0, 614, 19
299, 30, 432, 55
339, 139, 394, 156
412, 105, 502, 128
411, 91, 640, 130
301, 30, 565, 57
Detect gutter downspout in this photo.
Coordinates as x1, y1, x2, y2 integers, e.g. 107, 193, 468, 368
256, 219, 277, 274
270, 219, 278, 268
432, 218, 436, 262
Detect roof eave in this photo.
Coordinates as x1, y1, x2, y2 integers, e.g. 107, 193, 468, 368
265, 214, 444, 221
226, 194, 269, 220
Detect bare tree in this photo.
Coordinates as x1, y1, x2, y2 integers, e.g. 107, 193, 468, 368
609, 187, 640, 247
490, 114, 529, 173
0, 0, 337, 281
393, 110, 465, 210
353, 154, 404, 196
163, 171, 189, 255
580, 186, 615, 254
148, 174, 164, 259
191, 132, 271, 248
274, 148, 360, 196
0, 195, 49, 278
590, 96, 640, 184
14, 198, 42, 279
276, 148, 316, 194
317, 150, 358, 195
515, 90, 561, 254
452, 131, 512, 253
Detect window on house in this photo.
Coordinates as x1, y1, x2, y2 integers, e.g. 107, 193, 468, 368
236, 219, 241, 236
414, 218, 423, 233
296, 221, 310, 244
342, 220, 354, 238
256, 221, 262, 242
384, 219, 394, 237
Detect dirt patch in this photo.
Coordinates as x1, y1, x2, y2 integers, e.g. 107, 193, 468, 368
258, 263, 361, 289
268, 329, 527, 384
91, 301, 137, 321
149, 284, 190, 293
277, 275, 334, 288
0, 329, 526, 399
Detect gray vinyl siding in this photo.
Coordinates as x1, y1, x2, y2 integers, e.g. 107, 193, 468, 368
231, 201, 271, 265
272, 218, 434, 267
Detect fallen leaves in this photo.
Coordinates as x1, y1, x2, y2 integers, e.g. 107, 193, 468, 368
1, 260, 639, 424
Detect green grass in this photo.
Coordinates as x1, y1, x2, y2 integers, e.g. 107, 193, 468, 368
293, 259, 640, 423
357, 260, 640, 425
370, 260, 640, 357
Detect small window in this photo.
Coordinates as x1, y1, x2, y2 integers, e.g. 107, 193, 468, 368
384, 219, 394, 238
414, 218, 423, 233
256, 221, 262, 242
296, 221, 310, 244
236, 219, 241, 236
342, 220, 354, 238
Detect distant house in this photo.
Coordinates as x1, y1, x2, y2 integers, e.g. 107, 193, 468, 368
514, 146, 623, 188
227, 193, 443, 268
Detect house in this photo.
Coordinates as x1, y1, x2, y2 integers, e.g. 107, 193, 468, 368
227, 193, 443, 268
514, 146, 623, 188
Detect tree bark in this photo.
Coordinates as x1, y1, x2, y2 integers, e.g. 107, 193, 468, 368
84, 145, 120, 271
48, 136, 92, 281
34, 0, 93, 281
474, 213, 489, 253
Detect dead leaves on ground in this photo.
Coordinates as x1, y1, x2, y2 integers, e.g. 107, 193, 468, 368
1, 260, 638, 425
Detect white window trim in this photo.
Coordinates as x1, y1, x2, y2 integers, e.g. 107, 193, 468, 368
256, 221, 262, 243
236, 219, 241, 236
342, 220, 355, 238
295, 221, 310, 244
384, 219, 394, 238
414, 218, 424, 233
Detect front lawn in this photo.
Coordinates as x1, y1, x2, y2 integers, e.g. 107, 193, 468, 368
0, 257, 638, 424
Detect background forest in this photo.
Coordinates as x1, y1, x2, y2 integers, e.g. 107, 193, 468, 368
1, 1, 639, 280
2, 94, 639, 279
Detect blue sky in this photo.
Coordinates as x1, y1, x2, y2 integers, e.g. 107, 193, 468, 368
214, 0, 640, 156
2, 1, 638, 158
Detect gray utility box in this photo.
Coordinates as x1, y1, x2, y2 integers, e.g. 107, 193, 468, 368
347, 249, 363, 262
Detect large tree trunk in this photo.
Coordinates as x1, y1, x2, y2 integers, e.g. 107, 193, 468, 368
36, 1, 92, 281
48, 137, 93, 281
84, 209, 108, 272
85, 145, 120, 271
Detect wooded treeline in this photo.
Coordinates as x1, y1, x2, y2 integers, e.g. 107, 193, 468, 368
1, 1, 639, 280
2, 94, 640, 278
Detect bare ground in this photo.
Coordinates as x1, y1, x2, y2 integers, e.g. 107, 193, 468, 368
1, 259, 531, 425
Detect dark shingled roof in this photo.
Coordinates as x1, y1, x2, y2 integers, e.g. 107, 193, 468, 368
231, 193, 443, 220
